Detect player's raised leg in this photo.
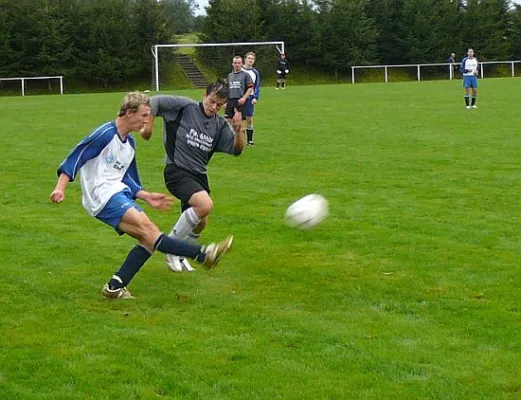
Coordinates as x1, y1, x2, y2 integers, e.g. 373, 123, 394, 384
102, 204, 231, 299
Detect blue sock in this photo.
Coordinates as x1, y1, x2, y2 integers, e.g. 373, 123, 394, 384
154, 234, 206, 262
110, 245, 152, 289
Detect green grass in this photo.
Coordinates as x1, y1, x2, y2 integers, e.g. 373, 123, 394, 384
1, 79, 521, 399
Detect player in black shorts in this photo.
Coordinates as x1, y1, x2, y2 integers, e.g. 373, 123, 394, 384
141, 79, 245, 272
276, 53, 290, 90
225, 56, 254, 130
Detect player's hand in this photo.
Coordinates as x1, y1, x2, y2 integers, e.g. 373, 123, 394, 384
237, 98, 245, 105
232, 111, 242, 128
139, 126, 152, 141
50, 190, 65, 203
252, 99, 257, 105
146, 193, 174, 211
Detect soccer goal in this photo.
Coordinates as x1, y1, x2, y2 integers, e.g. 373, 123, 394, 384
151, 41, 285, 92
0, 76, 64, 96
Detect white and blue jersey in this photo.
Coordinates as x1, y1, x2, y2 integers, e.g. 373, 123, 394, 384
243, 67, 260, 117
460, 57, 479, 88
243, 67, 260, 100
57, 121, 142, 217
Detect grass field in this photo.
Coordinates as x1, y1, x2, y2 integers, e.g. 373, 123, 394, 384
1, 79, 521, 399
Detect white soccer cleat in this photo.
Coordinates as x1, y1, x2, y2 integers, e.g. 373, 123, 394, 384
180, 258, 195, 272
166, 255, 195, 272
466, 106, 471, 109
166, 254, 183, 272
471, 105, 477, 109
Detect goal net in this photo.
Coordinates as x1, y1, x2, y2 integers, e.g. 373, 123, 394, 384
151, 41, 285, 92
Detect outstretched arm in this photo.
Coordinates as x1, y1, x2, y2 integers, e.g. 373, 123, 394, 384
136, 190, 174, 211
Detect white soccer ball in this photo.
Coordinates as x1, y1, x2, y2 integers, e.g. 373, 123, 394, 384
285, 194, 329, 230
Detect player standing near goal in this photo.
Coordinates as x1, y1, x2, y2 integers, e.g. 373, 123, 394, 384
276, 53, 290, 90
50, 92, 233, 299
226, 55, 254, 131
242, 51, 261, 146
460, 48, 479, 109
140, 80, 245, 273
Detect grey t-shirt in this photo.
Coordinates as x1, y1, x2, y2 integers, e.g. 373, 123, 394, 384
151, 95, 237, 175
227, 70, 253, 99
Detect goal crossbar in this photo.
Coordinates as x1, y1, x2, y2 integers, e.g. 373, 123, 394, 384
151, 41, 285, 91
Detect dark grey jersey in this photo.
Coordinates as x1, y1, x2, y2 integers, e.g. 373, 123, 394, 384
151, 95, 236, 175
227, 70, 254, 99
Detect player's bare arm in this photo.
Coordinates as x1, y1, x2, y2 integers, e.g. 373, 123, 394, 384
140, 115, 155, 140
50, 173, 71, 203
232, 117, 246, 154
136, 190, 174, 211
238, 87, 253, 105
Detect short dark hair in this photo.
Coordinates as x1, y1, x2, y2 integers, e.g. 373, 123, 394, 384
206, 78, 229, 99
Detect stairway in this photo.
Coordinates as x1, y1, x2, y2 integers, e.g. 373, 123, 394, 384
174, 54, 208, 88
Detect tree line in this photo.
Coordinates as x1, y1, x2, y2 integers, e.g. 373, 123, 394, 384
0, 0, 197, 87
1, 0, 521, 87
202, 0, 521, 77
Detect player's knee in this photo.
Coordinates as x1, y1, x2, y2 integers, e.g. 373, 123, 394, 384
194, 198, 213, 218
138, 217, 161, 248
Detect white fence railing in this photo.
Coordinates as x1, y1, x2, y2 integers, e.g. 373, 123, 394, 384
351, 61, 521, 84
0, 75, 64, 96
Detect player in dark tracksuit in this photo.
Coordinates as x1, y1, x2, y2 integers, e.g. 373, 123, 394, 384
276, 53, 290, 89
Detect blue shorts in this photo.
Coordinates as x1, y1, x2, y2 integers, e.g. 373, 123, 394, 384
243, 97, 255, 117
96, 189, 143, 235
463, 76, 478, 88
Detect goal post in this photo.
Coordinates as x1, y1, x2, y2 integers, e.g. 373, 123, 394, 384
0, 76, 64, 96
151, 41, 285, 92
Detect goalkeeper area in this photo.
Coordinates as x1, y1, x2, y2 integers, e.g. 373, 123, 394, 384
151, 41, 285, 91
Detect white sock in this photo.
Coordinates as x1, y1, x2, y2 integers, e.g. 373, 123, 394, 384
186, 232, 201, 244
169, 207, 201, 240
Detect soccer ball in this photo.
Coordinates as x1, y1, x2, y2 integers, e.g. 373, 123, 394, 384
285, 194, 329, 230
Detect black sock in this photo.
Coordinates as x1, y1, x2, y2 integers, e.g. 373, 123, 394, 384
282, 82, 286, 88
276, 82, 280, 88
154, 233, 206, 262
110, 245, 152, 289
246, 128, 254, 142
471, 96, 476, 106
464, 96, 470, 106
